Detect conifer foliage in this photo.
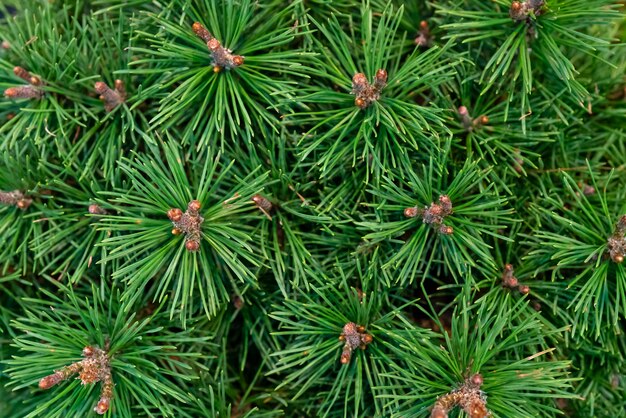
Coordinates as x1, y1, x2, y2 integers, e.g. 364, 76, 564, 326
1, 0, 625, 417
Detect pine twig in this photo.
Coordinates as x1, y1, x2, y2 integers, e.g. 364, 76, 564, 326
168, 200, 204, 252
192, 22, 244, 72
4, 66, 43, 99
39, 345, 113, 415
0, 189, 32, 210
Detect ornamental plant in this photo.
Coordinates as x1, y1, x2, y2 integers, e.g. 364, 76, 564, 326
1, 1, 625, 417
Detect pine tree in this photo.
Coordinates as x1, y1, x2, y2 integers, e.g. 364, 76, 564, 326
1, 1, 625, 417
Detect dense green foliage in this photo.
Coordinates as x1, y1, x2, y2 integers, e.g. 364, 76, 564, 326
0, 0, 625, 417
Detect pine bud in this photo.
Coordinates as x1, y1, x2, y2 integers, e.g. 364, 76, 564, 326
4, 85, 43, 99
185, 240, 200, 252
188, 200, 201, 213
339, 322, 372, 364
14, 66, 32, 83
438, 195, 452, 214
208, 38, 221, 51
509, 1, 526, 20
351, 70, 387, 109
415, 20, 433, 47
94, 80, 125, 112
519, 285, 530, 294
352, 72, 367, 86
1, 40, 9, 49
404, 206, 419, 217
0, 190, 32, 209
374, 69, 387, 89
82, 346, 94, 357
88, 204, 107, 215
94, 398, 110, 415
439, 225, 454, 235
458, 106, 475, 130
16, 199, 30, 210
232, 295, 244, 310
470, 373, 483, 387
252, 194, 273, 212
168, 200, 205, 252
608, 215, 626, 263
232, 55, 245, 66
431, 406, 448, 418
340, 346, 352, 364
39, 372, 63, 389
167, 208, 183, 222
467, 398, 488, 418
192, 22, 212, 43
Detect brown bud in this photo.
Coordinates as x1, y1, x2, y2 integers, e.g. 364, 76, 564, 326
213, 66, 221, 73
404, 207, 419, 218
94, 398, 110, 415
439, 225, 454, 235
16, 198, 32, 210
94, 81, 108, 94
82, 346, 94, 357
362, 334, 373, 344
340, 347, 351, 364
507, 277, 519, 288
1, 40, 9, 49
352, 73, 367, 85
232, 295, 244, 310
339, 335, 345, 341
88, 204, 107, 215
167, 208, 183, 222
192, 22, 212, 43
375, 69, 388, 85
232, 55, 244, 66
614, 255, 624, 264
479, 115, 489, 124
470, 373, 483, 386
582, 184, 595, 196
356, 325, 366, 333
13, 66, 31, 82
172, 228, 182, 235
4, 85, 43, 99
355, 97, 366, 108
208, 38, 221, 51
252, 194, 273, 213
420, 20, 429, 30
438, 195, 452, 213
458, 105, 469, 116
467, 398, 488, 418
429, 205, 443, 216
185, 240, 200, 252
188, 200, 201, 212
510, 1, 527, 20
519, 285, 530, 294
39, 373, 62, 389
114, 79, 125, 93
431, 406, 448, 418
